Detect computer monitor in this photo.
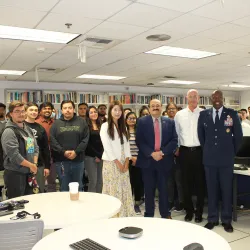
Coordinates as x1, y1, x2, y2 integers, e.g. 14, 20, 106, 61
235, 136, 250, 165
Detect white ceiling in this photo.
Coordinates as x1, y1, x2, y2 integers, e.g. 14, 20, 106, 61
0, 0, 250, 90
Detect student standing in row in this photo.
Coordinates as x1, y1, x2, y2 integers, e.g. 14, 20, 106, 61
36, 102, 55, 192
1, 101, 39, 198
100, 101, 135, 217
50, 100, 89, 192
166, 102, 184, 212
174, 89, 205, 223
85, 106, 103, 193
125, 111, 144, 215
25, 102, 50, 192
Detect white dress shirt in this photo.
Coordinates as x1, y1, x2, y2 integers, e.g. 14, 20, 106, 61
212, 106, 223, 123
174, 106, 202, 147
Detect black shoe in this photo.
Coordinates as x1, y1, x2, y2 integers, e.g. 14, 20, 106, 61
184, 213, 193, 222
195, 215, 203, 223
222, 223, 234, 233
204, 222, 219, 230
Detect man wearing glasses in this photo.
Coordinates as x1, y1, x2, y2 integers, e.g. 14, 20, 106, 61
1, 101, 39, 198
136, 99, 178, 219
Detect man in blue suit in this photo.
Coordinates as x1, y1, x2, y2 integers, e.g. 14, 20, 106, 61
136, 99, 178, 218
198, 90, 243, 232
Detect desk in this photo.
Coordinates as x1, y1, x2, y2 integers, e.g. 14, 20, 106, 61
33, 217, 231, 250
233, 167, 250, 222
0, 192, 121, 229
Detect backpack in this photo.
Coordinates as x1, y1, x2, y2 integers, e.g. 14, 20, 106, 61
0, 126, 22, 171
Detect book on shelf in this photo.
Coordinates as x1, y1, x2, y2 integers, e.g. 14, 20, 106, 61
79, 93, 108, 104
6, 91, 43, 103
136, 95, 151, 105
162, 96, 184, 105
109, 94, 136, 104
44, 92, 77, 104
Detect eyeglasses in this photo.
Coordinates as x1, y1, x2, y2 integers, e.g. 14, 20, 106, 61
13, 110, 25, 114
127, 118, 136, 121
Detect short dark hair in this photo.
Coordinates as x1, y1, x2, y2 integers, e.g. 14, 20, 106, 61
124, 108, 132, 113
162, 111, 168, 116
61, 100, 75, 110
238, 110, 242, 114
166, 102, 178, 110
199, 105, 206, 110
139, 105, 149, 118
39, 102, 54, 112
241, 109, 247, 113
25, 102, 38, 110
98, 104, 107, 109
78, 102, 88, 108
0, 103, 6, 109
8, 101, 25, 113
248, 106, 250, 110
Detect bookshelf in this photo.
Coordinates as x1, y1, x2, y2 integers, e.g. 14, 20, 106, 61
5, 90, 43, 104
4, 90, 241, 115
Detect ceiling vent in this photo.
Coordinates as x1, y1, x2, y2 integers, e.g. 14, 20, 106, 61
68, 35, 123, 49
31, 67, 63, 73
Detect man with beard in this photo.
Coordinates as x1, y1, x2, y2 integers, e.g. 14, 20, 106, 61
36, 102, 55, 191
98, 104, 107, 122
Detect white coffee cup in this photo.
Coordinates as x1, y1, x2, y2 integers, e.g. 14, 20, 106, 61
69, 182, 79, 201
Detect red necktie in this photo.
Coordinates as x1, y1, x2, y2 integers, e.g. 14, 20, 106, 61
154, 118, 160, 152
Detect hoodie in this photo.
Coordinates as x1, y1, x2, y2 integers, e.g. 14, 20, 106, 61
50, 114, 89, 162
1, 120, 39, 173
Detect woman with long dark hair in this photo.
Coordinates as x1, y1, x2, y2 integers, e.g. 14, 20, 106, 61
100, 101, 135, 217
85, 106, 103, 193
125, 111, 144, 215
139, 105, 149, 118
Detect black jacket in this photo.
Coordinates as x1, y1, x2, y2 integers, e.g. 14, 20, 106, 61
25, 121, 51, 169
50, 114, 89, 162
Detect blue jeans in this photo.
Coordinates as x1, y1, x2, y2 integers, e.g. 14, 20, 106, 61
56, 161, 84, 192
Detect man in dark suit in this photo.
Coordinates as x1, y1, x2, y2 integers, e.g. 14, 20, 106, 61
198, 90, 243, 232
136, 99, 178, 218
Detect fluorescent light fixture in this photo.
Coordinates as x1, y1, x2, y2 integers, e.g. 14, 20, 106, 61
222, 84, 250, 88
0, 25, 80, 44
247, 65, 250, 67
145, 46, 219, 59
77, 74, 126, 80
0, 70, 26, 75
160, 80, 199, 85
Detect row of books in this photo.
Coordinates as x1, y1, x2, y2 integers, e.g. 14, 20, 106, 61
6, 91, 43, 103
109, 94, 136, 104
79, 94, 108, 104
44, 92, 77, 104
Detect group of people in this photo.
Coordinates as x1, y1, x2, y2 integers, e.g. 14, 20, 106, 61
0, 88, 243, 233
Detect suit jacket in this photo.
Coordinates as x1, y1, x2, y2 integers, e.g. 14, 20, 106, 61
198, 107, 243, 167
136, 115, 178, 170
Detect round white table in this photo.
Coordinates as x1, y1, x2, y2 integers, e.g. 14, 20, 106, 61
0, 192, 121, 229
33, 217, 231, 250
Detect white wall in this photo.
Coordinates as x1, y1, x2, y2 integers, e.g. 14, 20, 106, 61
0, 80, 240, 104
240, 90, 250, 109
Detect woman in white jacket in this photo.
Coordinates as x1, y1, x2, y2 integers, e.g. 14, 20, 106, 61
100, 100, 135, 217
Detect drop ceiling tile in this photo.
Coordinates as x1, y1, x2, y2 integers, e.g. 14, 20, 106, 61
109, 3, 183, 28
192, 0, 250, 22
197, 23, 250, 41
0, 6, 47, 28
138, 0, 214, 12
37, 13, 103, 34
157, 14, 223, 35
0, 0, 59, 11
168, 35, 221, 49
231, 34, 250, 46
51, 0, 130, 20
86, 21, 148, 40
232, 15, 250, 28
203, 42, 249, 54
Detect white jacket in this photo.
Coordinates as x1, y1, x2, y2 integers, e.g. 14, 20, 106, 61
100, 122, 131, 161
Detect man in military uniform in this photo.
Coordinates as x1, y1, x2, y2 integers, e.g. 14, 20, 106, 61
198, 90, 243, 233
